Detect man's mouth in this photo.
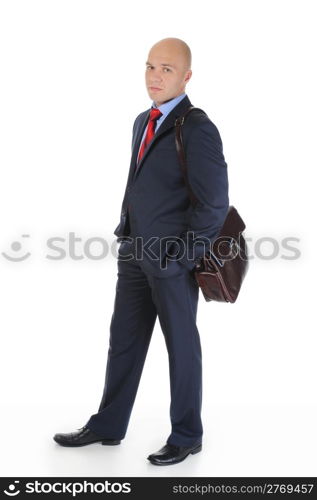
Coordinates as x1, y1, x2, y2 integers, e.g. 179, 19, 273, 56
149, 87, 162, 91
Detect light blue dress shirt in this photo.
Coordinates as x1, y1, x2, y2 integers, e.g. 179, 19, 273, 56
137, 93, 187, 158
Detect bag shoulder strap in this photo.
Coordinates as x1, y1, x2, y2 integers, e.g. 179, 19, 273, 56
174, 106, 207, 207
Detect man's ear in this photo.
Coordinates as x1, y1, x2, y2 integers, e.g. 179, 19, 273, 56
184, 69, 192, 84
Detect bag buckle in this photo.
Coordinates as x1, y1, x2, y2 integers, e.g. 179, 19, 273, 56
175, 116, 185, 126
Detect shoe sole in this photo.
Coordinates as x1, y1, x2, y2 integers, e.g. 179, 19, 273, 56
53, 438, 121, 447
102, 440, 121, 446
148, 443, 202, 466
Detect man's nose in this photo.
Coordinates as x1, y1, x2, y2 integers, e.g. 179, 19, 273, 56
149, 69, 163, 83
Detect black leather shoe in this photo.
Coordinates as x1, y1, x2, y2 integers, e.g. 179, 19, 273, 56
53, 426, 121, 447
147, 442, 202, 466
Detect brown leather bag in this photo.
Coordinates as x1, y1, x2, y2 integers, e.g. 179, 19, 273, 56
175, 106, 249, 303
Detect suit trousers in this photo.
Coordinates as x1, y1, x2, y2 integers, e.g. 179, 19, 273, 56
85, 240, 203, 448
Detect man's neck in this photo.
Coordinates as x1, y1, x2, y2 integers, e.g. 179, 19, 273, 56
154, 91, 186, 108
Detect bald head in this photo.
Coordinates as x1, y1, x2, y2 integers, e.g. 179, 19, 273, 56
149, 37, 192, 72
145, 38, 193, 106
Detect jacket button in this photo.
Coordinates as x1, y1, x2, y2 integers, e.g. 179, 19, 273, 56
121, 209, 126, 216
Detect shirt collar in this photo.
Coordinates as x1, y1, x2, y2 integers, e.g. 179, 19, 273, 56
151, 93, 187, 117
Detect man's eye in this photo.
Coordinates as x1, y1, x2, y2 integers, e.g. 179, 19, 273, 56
146, 66, 171, 72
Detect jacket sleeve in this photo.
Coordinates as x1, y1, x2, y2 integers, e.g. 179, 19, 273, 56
179, 118, 229, 271
114, 114, 141, 238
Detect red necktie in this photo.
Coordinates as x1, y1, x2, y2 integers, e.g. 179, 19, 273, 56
136, 108, 162, 166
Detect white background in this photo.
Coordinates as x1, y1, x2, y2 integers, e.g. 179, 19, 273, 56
0, 0, 316, 477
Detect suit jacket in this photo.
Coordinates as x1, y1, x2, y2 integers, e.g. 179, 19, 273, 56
114, 94, 229, 277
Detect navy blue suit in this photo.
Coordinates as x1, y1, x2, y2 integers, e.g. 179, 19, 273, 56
86, 94, 229, 447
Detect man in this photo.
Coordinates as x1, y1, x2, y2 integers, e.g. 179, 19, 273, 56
54, 37, 229, 466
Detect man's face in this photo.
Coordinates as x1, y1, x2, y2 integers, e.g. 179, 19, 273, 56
145, 44, 192, 106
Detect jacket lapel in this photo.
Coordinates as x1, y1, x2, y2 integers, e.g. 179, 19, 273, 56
127, 110, 151, 186
131, 95, 192, 182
